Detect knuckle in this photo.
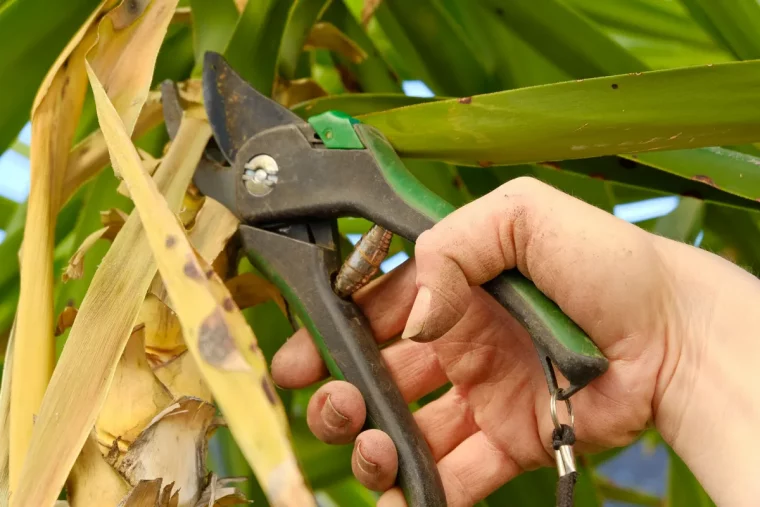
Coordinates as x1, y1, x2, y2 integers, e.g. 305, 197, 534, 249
502, 175, 545, 194
414, 228, 442, 259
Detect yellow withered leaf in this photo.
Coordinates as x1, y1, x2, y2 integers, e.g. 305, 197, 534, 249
63, 92, 163, 206
12, 0, 178, 495
10, 6, 106, 488
12, 114, 211, 507
117, 146, 164, 198
305, 22, 367, 63
113, 397, 217, 506
87, 0, 178, 136
153, 351, 213, 403
67, 433, 130, 507
140, 294, 186, 366
0, 323, 15, 506
178, 185, 205, 228
96, 326, 173, 454
62, 207, 127, 283
177, 79, 203, 105
150, 197, 239, 312
87, 66, 315, 507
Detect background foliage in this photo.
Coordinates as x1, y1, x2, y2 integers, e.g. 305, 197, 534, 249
2, 0, 759, 504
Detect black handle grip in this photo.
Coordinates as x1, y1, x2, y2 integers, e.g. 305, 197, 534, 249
239, 224, 446, 507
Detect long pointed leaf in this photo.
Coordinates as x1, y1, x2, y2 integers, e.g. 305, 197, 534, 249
358, 61, 760, 167
224, 0, 295, 96
679, 0, 760, 60
479, 0, 647, 79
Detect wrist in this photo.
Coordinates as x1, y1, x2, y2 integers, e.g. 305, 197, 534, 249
652, 240, 760, 505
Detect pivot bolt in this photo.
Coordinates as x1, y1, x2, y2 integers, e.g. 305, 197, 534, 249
243, 154, 278, 197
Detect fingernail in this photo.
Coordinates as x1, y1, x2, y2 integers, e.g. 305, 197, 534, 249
402, 287, 431, 340
356, 441, 378, 474
322, 395, 349, 429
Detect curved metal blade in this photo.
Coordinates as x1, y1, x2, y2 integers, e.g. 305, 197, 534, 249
193, 159, 239, 218
203, 51, 304, 164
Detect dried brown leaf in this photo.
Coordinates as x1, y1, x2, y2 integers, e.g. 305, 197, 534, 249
225, 273, 286, 314
88, 67, 314, 507
361, 0, 383, 26
140, 294, 186, 366
305, 22, 367, 64
62, 208, 126, 282
55, 305, 79, 337
153, 350, 212, 403
117, 479, 163, 507
150, 197, 239, 311
67, 433, 129, 507
64, 93, 163, 206
273, 78, 327, 109
116, 398, 216, 506
96, 327, 173, 454
195, 475, 249, 507
12, 114, 210, 507
118, 146, 165, 198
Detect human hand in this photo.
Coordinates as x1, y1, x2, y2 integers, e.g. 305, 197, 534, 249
272, 177, 760, 506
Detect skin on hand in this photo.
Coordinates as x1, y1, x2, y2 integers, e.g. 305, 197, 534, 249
271, 177, 760, 506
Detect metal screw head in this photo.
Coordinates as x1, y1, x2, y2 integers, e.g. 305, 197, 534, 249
242, 154, 278, 197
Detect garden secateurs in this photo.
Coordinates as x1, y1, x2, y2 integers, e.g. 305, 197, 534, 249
164, 52, 609, 507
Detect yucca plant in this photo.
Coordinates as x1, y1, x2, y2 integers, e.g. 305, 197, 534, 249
0, 0, 757, 505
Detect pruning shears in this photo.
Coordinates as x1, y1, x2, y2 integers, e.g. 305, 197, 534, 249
164, 52, 609, 507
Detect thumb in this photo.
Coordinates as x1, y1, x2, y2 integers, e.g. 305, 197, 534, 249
402, 176, 664, 347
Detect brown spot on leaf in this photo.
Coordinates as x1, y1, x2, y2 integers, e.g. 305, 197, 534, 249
222, 298, 235, 312
458, 97, 472, 104
62, 58, 70, 70
477, 160, 493, 168
611, 83, 619, 90
693, 174, 716, 187
184, 260, 203, 280
261, 377, 277, 405
249, 342, 258, 353
198, 308, 236, 368
205, 268, 215, 279
589, 173, 606, 181
542, 161, 562, 171
165, 235, 176, 248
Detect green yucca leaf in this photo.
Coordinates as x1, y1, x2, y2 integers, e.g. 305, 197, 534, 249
189, 0, 239, 76
679, 0, 760, 60
357, 61, 760, 171
0, 0, 101, 152
480, 0, 647, 79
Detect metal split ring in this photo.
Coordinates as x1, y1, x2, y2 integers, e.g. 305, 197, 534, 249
550, 390, 574, 431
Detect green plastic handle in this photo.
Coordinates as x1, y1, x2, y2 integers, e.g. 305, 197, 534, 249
309, 110, 608, 396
